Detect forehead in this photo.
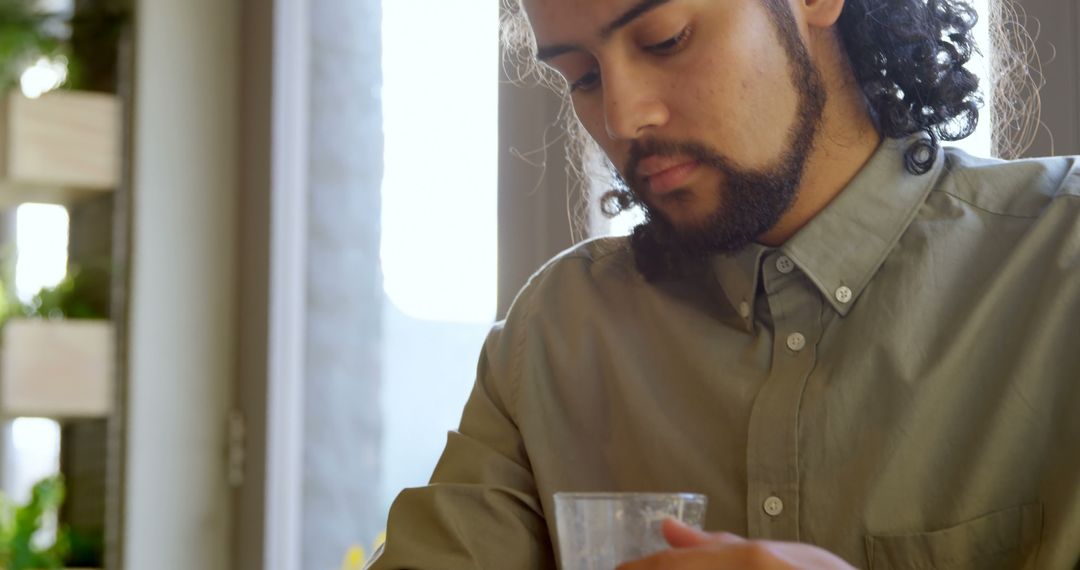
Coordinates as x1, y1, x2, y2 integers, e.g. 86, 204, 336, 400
522, 0, 636, 45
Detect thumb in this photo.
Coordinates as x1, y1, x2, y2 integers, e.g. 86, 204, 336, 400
661, 518, 712, 548
662, 518, 748, 549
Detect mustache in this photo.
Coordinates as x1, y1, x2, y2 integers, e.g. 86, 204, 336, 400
624, 138, 737, 189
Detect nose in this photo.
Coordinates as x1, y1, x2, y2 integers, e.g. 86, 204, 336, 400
602, 66, 670, 141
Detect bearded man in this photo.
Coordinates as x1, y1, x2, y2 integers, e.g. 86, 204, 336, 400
367, 0, 1080, 568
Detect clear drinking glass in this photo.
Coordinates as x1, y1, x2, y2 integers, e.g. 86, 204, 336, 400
553, 492, 708, 570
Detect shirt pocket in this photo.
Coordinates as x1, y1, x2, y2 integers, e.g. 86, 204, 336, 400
865, 503, 1043, 570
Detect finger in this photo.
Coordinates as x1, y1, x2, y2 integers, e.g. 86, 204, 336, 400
662, 518, 713, 548
710, 531, 747, 545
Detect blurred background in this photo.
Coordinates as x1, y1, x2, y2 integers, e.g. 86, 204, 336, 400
0, 0, 1074, 569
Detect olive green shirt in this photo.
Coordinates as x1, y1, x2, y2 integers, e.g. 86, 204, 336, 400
368, 137, 1080, 569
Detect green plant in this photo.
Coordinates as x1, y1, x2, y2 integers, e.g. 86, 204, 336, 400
0, 259, 111, 328
0, 476, 69, 570
0, 0, 67, 92
19, 264, 109, 320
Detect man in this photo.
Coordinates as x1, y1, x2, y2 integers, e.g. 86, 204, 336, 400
369, 0, 1080, 567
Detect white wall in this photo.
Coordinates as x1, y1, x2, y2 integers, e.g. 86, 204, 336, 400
124, 0, 239, 567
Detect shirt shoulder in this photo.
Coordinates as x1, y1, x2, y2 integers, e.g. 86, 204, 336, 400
502, 235, 639, 320
935, 147, 1080, 218
921, 148, 1080, 283
484, 236, 639, 413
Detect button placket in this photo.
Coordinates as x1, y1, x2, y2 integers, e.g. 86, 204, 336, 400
746, 258, 823, 541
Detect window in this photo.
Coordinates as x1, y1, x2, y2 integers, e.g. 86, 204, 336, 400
14, 204, 70, 303
378, 0, 499, 521
948, 0, 993, 157
3, 204, 69, 526
1, 418, 61, 546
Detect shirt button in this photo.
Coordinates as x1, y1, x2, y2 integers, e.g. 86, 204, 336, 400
775, 256, 795, 274
786, 332, 806, 352
763, 496, 784, 517
836, 286, 853, 304
738, 301, 751, 318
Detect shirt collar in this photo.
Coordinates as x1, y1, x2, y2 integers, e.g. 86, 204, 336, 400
711, 241, 769, 330
711, 135, 945, 320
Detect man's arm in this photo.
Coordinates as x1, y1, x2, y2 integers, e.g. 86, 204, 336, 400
366, 325, 554, 569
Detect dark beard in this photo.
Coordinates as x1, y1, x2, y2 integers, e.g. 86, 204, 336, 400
618, 1, 828, 281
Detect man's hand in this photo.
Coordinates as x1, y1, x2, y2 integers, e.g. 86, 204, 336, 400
615, 519, 856, 570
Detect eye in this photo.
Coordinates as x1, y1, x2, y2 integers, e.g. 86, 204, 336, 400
645, 26, 692, 56
570, 69, 601, 93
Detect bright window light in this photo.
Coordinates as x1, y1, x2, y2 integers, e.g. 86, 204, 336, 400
5, 418, 62, 504
19, 56, 69, 100
380, 0, 498, 324
5, 418, 62, 548
946, 0, 993, 157
606, 207, 645, 238
16, 203, 70, 303
37, 0, 74, 13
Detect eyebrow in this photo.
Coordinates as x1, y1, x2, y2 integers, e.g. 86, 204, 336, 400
535, 0, 672, 62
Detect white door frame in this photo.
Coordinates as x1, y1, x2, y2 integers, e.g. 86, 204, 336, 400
262, 0, 311, 568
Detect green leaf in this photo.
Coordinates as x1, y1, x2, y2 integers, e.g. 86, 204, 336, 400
0, 475, 68, 570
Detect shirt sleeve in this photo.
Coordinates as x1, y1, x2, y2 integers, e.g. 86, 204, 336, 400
365, 322, 555, 570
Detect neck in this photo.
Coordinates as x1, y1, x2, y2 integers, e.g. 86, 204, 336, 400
756, 124, 881, 247
756, 37, 883, 248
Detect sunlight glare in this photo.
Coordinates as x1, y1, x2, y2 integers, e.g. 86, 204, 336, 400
19, 56, 69, 100
15, 204, 70, 303
945, 0, 993, 157
380, 0, 498, 324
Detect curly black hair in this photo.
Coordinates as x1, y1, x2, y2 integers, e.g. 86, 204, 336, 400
837, 0, 983, 174
500, 0, 988, 211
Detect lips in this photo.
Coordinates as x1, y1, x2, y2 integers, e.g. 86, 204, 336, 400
636, 156, 700, 195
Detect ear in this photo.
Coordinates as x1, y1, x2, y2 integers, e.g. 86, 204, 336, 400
802, 0, 846, 28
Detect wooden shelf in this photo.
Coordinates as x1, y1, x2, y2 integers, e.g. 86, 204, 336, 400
0, 90, 120, 204
1, 319, 114, 419
0, 179, 111, 208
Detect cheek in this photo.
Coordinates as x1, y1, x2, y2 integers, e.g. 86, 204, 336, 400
674, 15, 802, 168
571, 98, 630, 169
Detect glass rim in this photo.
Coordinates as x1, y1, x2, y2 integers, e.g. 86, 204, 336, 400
554, 492, 707, 502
